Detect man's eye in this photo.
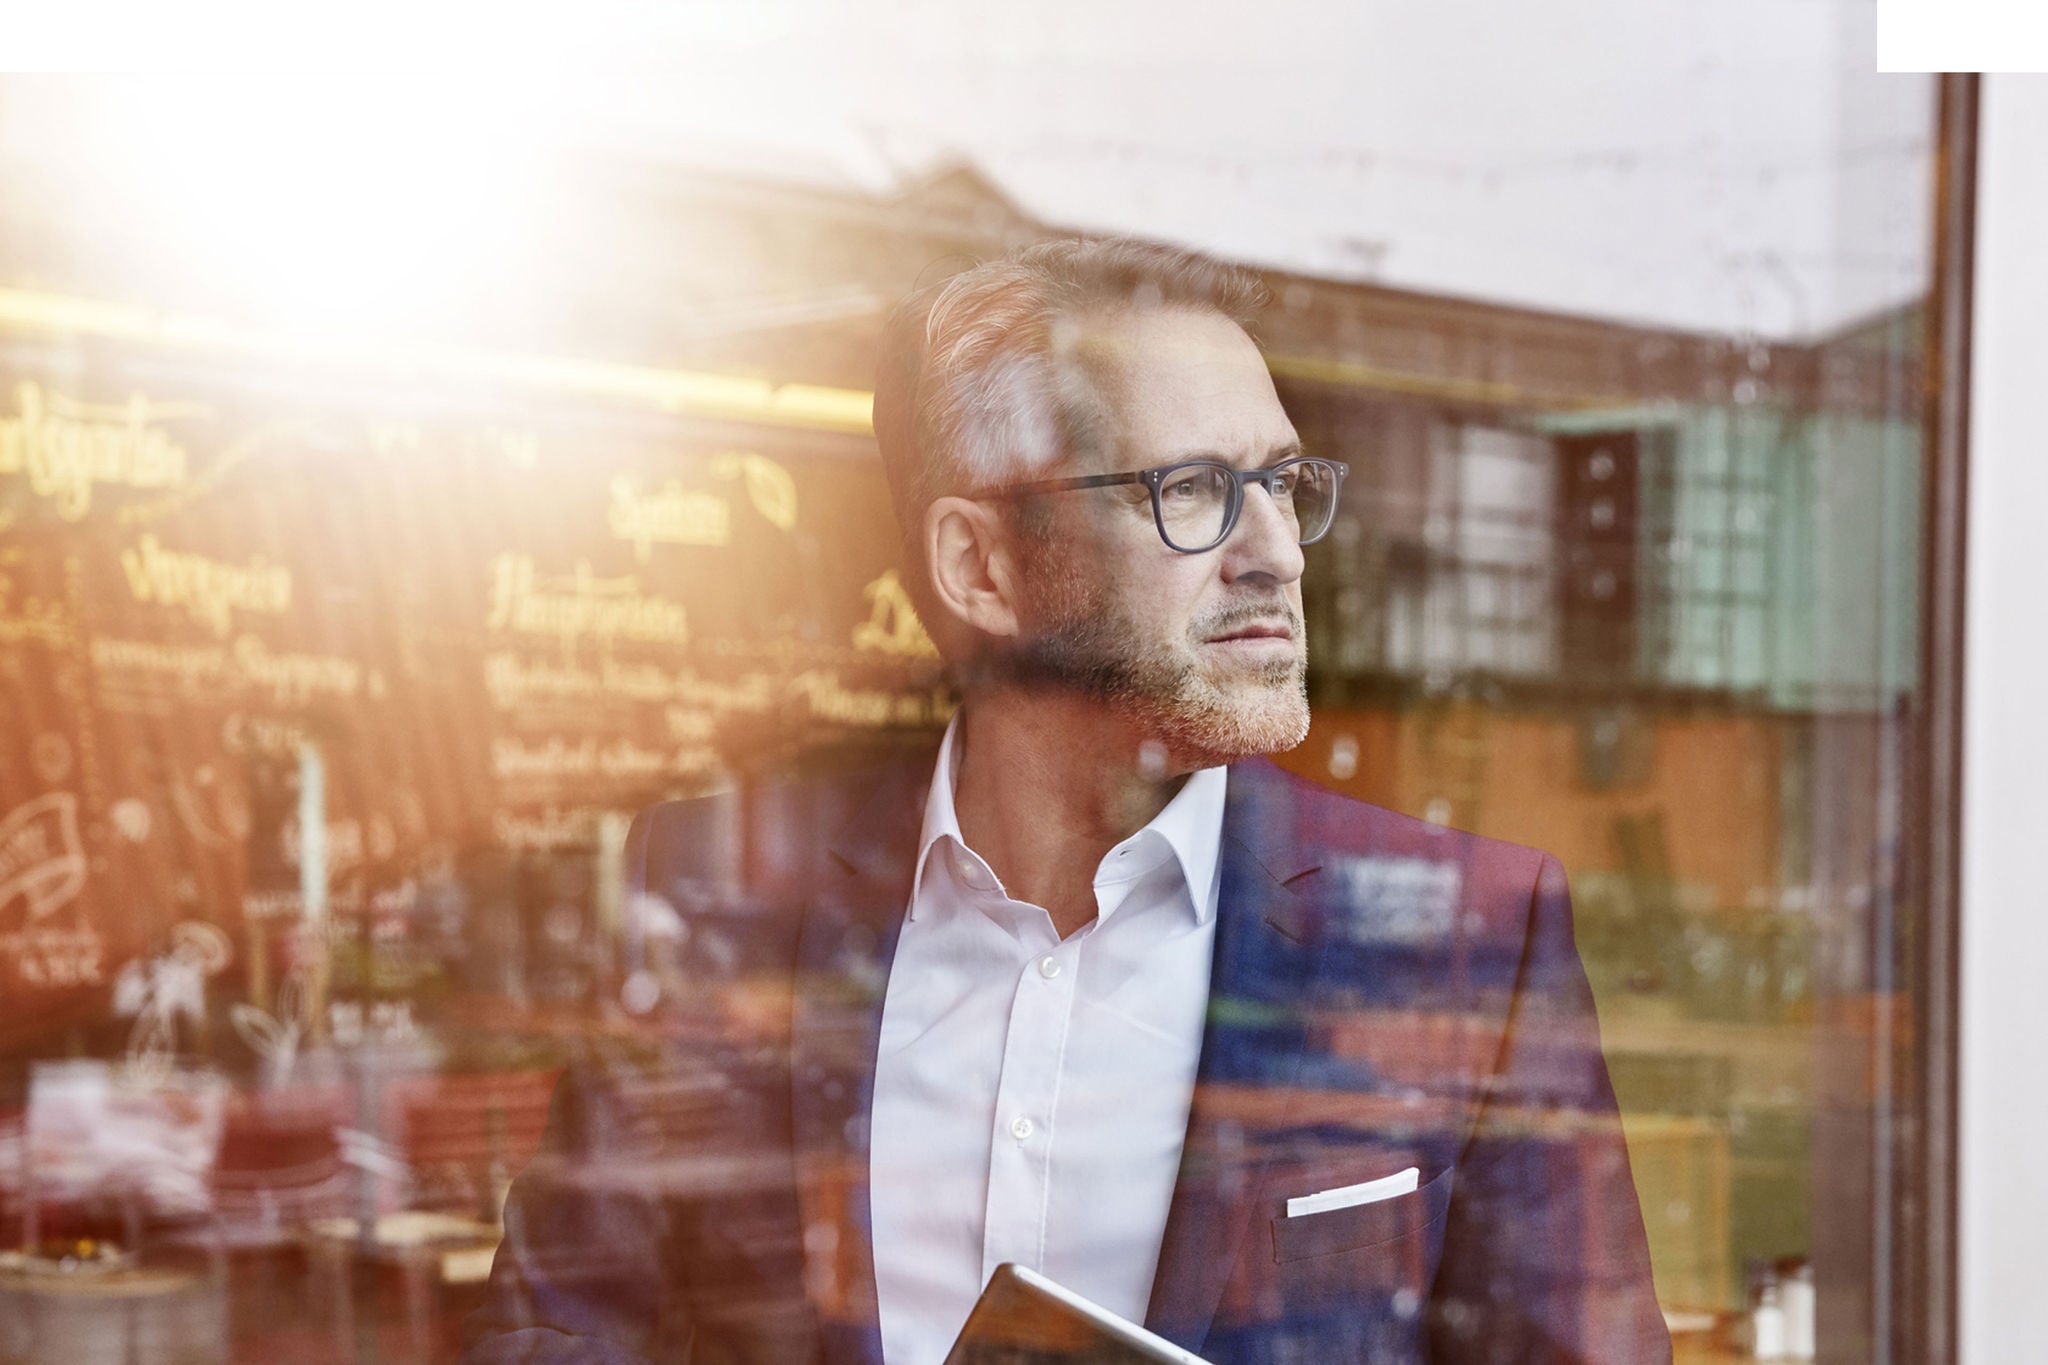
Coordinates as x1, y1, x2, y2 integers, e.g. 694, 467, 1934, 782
1270, 471, 1297, 496
1164, 478, 1202, 500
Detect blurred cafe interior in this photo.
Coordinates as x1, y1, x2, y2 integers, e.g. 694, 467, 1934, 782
0, 16, 1972, 1365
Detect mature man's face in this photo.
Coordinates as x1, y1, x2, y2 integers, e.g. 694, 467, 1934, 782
1014, 305, 1310, 771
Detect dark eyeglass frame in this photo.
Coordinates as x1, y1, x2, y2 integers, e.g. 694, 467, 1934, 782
991, 456, 1349, 554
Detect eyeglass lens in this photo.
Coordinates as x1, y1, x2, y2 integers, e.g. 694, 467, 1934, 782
1157, 460, 1339, 551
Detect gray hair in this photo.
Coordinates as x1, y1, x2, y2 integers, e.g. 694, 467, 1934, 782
872, 238, 1269, 548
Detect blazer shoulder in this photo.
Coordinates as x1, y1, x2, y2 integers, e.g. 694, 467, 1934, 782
1236, 756, 1554, 882
1231, 758, 1568, 963
1228, 769, 1581, 1015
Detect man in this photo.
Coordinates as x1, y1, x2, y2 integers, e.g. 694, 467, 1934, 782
466, 240, 1670, 1364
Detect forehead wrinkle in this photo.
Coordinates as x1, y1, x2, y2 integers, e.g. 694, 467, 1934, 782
1120, 377, 1291, 450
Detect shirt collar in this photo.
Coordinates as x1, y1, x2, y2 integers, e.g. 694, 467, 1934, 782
910, 712, 1229, 925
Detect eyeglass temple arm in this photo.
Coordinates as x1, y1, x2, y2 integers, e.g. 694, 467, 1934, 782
990, 471, 1149, 498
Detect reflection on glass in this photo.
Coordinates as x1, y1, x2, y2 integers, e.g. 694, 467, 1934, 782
0, 34, 1940, 1365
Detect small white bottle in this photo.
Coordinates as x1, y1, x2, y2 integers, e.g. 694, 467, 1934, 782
1752, 1282, 1789, 1362
1781, 1261, 1816, 1361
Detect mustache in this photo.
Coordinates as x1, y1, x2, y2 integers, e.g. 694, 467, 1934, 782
1192, 599, 1302, 640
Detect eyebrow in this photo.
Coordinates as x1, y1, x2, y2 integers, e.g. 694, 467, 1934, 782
1165, 440, 1304, 467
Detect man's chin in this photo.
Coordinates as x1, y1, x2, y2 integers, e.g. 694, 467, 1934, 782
1143, 678, 1310, 769
1224, 697, 1313, 758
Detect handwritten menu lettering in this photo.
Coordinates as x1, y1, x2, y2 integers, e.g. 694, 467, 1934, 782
0, 358, 945, 1026
0, 381, 196, 521
484, 554, 692, 647
119, 533, 292, 636
87, 635, 368, 705
609, 476, 731, 559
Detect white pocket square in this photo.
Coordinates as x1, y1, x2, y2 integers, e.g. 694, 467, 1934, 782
1284, 1165, 1420, 1218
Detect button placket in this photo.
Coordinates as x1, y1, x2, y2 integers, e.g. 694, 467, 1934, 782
981, 939, 1078, 1281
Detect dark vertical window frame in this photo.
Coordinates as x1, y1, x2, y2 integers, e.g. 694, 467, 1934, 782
1902, 70, 1977, 1365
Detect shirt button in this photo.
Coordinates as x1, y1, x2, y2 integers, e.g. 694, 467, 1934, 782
1009, 1115, 1034, 1142
1037, 956, 1061, 980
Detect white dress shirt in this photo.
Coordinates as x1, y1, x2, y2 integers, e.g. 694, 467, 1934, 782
869, 716, 1226, 1365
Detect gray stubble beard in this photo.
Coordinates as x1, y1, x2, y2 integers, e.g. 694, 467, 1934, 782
1005, 575, 1311, 771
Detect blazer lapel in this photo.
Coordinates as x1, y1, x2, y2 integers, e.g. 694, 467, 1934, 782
789, 757, 927, 1365
1144, 759, 1332, 1356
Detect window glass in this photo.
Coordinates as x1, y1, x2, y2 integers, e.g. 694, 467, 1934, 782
0, 24, 1943, 1365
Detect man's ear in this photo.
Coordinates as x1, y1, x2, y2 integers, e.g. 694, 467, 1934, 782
924, 495, 1022, 641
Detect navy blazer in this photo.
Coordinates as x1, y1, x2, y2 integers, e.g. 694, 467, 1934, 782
465, 752, 1671, 1365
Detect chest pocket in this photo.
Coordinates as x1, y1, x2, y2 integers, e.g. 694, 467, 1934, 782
1270, 1165, 1454, 1264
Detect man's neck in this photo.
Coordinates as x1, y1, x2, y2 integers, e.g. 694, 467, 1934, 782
949, 690, 1195, 940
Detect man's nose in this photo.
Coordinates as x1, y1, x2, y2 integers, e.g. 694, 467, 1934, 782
1221, 481, 1306, 584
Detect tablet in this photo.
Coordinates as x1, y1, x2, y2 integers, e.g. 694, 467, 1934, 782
942, 1263, 1214, 1365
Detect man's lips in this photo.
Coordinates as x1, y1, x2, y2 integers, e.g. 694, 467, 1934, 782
1206, 622, 1295, 643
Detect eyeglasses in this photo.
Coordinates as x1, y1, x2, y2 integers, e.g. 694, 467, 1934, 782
993, 456, 1349, 554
